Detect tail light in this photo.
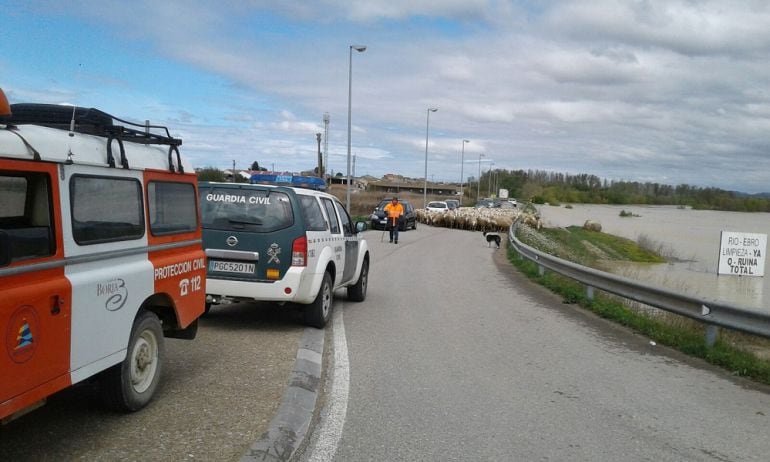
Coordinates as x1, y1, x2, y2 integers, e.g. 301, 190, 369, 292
292, 235, 307, 266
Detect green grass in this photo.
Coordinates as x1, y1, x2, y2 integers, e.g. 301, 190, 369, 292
508, 239, 770, 385
536, 226, 665, 265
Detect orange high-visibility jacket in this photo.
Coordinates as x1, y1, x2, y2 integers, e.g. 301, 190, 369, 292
383, 202, 404, 226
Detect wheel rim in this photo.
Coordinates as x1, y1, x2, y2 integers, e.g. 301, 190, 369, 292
321, 281, 332, 318
130, 329, 159, 393
360, 263, 369, 296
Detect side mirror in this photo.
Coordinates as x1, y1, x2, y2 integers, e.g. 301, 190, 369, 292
355, 221, 368, 233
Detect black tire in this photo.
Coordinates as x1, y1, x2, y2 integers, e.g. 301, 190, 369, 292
347, 258, 369, 302
99, 310, 164, 412
203, 302, 212, 316
304, 272, 333, 328
412, 220, 417, 230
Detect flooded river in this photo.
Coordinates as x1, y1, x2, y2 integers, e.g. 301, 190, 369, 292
536, 204, 770, 312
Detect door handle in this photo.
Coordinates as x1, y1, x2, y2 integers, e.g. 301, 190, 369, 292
51, 295, 63, 315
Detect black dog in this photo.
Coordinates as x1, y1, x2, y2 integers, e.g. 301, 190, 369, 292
483, 231, 501, 248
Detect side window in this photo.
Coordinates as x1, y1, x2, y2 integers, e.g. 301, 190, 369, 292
321, 198, 340, 234
0, 171, 55, 266
148, 181, 197, 235
336, 201, 353, 234
71, 175, 144, 244
298, 194, 327, 231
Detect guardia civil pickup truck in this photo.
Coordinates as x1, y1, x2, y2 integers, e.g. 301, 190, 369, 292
199, 177, 370, 327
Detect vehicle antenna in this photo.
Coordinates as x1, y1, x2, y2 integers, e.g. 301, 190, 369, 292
66, 63, 82, 163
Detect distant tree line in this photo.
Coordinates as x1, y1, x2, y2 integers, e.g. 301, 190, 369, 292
477, 169, 770, 212
196, 164, 770, 212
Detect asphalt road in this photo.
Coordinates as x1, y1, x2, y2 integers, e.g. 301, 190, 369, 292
0, 301, 304, 461
300, 225, 770, 461
6, 224, 770, 461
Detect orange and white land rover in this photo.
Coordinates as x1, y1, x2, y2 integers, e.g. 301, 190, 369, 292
0, 89, 205, 423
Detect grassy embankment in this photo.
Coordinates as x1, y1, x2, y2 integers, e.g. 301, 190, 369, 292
509, 222, 770, 386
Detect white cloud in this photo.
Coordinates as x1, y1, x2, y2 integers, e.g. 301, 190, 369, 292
9, 0, 770, 192
543, 0, 770, 57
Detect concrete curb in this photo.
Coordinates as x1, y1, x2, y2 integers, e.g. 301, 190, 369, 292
241, 327, 325, 462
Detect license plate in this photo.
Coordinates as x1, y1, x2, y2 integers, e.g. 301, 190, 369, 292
210, 261, 256, 274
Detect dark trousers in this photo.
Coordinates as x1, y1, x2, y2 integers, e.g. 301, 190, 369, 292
388, 219, 400, 242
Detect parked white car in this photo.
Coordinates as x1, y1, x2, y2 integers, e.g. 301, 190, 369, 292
426, 201, 449, 212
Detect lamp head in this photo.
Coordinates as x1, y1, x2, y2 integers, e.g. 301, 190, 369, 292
463, 139, 469, 143
429, 107, 438, 112
352, 45, 367, 52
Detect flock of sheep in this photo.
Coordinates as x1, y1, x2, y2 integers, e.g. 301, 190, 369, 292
415, 206, 542, 232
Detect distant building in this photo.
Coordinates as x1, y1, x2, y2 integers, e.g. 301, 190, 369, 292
367, 179, 458, 195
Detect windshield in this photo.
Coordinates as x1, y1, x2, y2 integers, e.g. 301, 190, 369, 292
199, 187, 294, 232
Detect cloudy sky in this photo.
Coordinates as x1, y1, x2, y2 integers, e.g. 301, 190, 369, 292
4, 1, 770, 193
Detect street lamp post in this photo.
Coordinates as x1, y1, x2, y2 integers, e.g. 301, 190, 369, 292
459, 139, 469, 204
316, 132, 323, 178
477, 153, 485, 201
346, 44, 366, 211
488, 162, 494, 197
423, 107, 438, 209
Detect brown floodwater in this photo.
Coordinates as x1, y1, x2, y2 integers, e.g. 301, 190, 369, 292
536, 204, 770, 312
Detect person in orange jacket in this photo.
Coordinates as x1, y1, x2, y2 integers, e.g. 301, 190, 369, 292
383, 197, 404, 244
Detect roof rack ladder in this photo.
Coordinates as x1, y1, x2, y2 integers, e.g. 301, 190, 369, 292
107, 136, 128, 169
168, 145, 183, 173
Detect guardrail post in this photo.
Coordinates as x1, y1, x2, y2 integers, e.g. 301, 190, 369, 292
538, 264, 545, 276
705, 325, 719, 347
586, 285, 594, 301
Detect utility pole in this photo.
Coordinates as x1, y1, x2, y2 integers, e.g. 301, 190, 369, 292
231, 159, 236, 182
459, 139, 469, 204
323, 113, 330, 180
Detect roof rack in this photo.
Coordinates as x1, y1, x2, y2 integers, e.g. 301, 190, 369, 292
1, 103, 184, 172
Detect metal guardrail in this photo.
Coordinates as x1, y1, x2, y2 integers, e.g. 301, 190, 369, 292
508, 222, 770, 344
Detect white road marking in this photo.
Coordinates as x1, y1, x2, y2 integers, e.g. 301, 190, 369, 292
307, 306, 349, 462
